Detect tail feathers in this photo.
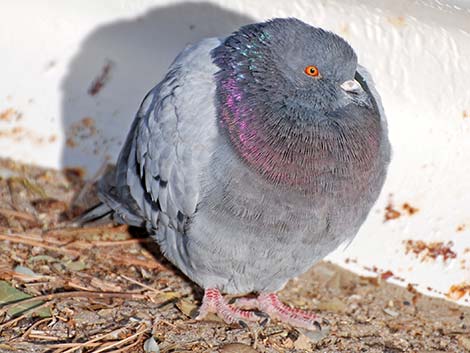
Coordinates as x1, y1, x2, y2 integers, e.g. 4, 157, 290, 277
74, 160, 147, 228
75, 200, 147, 228
74, 202, 113, 225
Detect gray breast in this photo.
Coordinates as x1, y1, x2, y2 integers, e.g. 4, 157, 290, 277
172, 132, 389, 294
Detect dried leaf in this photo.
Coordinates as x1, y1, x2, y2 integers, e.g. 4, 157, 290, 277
17, 177, 48, 198
317, 298, 346, 312
64, 260, 87, 271
28, 254, 58, 264
0, 343, 16, 351
150, 291, 180, 304
0, 281, 51, 317
219, 343, 258, 353
459, 336, 470, 351
159, 291, 180, 300
175, 299, 200, 319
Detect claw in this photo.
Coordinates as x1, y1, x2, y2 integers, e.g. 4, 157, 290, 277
253, 310, 270, 319
257, 293, 321, 331
260, 316, 270, 327
238, 320, 249, 329
197, 288, 259, 325
190, 308, 200, 319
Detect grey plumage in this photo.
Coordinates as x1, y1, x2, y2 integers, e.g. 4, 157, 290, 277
84, 18, 390, 296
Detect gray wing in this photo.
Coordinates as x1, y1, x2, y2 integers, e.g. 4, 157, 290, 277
98, 37, 222, 232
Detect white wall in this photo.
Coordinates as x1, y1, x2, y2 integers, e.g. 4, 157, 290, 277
1, 0, 470, 304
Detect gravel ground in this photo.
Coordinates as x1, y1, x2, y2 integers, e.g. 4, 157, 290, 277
0, 158, 469, 353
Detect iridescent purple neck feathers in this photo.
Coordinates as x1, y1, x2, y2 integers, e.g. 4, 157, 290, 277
211, 19, 383, 190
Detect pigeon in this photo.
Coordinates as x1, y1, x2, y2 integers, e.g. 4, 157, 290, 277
81, 18, 391, 330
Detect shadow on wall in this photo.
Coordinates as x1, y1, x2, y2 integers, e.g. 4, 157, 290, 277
60, 2, 254, 177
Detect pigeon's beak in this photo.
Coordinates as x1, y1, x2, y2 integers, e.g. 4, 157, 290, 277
340, 79, 361, 93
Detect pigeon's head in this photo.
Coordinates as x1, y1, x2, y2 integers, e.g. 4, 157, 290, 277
212, 18, 360, 124
212, 18, 382, 188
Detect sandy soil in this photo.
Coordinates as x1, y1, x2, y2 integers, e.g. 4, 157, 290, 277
0, 158, 469, 353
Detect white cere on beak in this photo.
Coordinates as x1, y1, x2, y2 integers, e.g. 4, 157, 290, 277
340, 79, 361, 93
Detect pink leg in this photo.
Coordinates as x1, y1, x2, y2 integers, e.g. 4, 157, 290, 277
257, 293, 322, 331
196, 288, 259, 325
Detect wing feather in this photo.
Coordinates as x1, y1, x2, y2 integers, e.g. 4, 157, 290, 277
100, 37, 222, 232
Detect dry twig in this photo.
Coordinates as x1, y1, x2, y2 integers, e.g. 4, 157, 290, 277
45, 225, 129, 237
92, 324, 149, 353
21, 316, 54, 338
59, 325, 132, 353
68, 238, 152, 249
120, 274, 161, 293
0, 290, 147, 318
0, 207, 37, 222
0, 234, 80, 256
105, 254, 166, 270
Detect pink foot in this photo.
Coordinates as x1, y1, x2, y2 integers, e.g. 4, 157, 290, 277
196, 288, 260, 326
233, 293, 323, 331
258, 293, 322, 331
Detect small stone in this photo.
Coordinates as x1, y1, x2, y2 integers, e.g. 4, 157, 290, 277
299, 327, 330, 343
14, 265, 41, 278
143, 337, 160, 353
383, 308, 399, 317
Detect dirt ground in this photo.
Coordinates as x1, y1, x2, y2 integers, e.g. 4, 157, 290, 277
0, 157, 469, 353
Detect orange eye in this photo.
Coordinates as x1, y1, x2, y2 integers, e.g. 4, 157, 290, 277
304, 65, 319, 77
